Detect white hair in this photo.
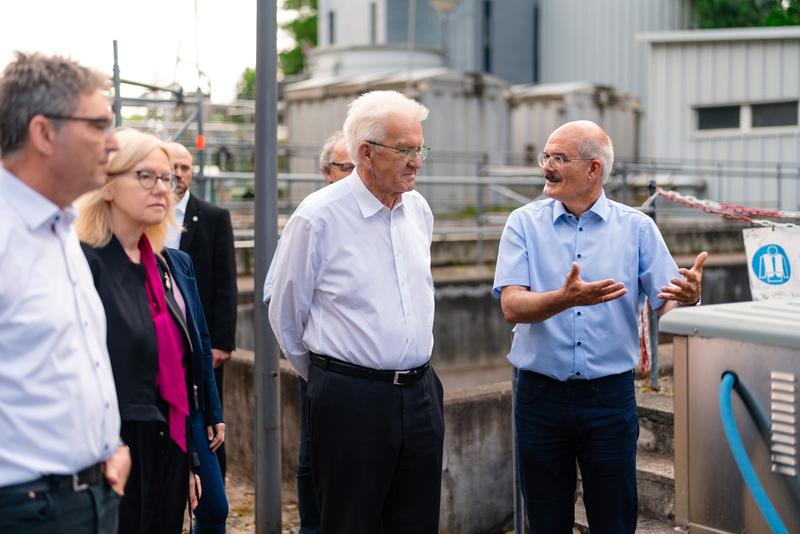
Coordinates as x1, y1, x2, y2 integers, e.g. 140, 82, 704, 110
578, 134, 614, 182
560, 120, 615, 182
343, 90, 429, 164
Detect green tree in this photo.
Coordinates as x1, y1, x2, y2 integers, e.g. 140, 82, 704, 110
235, 67, 256, 100
279, 0, 318, 76
694, 0, 800, 28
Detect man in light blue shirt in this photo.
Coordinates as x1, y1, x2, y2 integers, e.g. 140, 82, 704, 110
494, 120, 706, 533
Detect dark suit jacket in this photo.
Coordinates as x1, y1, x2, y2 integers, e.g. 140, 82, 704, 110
82, 237, 223, 426
179, 194, 238, 353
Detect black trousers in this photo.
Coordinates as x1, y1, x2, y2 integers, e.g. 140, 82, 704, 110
307, 361, 445, 534
119, 420, 190, 534
0, 479, 119, 533
515, 370, 639, 534
213, 366, 226, 480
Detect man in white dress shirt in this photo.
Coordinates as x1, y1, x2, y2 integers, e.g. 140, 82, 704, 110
268, 90, 443, 534
0, 52, 130, 533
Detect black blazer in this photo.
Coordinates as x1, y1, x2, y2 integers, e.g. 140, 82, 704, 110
179, 194, 238, 352
82, 236, 223, 425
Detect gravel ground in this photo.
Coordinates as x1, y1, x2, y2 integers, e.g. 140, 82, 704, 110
183, 473, 300, 533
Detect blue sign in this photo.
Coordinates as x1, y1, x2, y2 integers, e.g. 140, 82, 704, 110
751, 244, 791, 285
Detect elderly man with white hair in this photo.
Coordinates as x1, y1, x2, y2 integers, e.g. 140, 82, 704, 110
268, 90, 442, 533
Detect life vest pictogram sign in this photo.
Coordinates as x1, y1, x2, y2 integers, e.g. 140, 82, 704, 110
743, 227, 800, 300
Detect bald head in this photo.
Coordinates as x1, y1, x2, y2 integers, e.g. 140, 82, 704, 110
550, 120, 614, 181
168, 141, 193, 197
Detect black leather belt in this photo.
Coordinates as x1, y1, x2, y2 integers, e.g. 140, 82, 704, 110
0, 462, 105, 496
310, 353, 429, 386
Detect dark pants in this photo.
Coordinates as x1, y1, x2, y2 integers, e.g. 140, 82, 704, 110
308, 361, 445, 534
297, 378, 320, 534
119, 420, 190, 534
0, 478, 120, 533
515, 370, 639, 534
213, 366, 226, 480
190, 410, 229, 534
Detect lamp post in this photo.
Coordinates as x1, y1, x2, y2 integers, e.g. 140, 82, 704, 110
429, 0, 461, 66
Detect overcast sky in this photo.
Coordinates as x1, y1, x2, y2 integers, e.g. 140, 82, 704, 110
1, 0, 294, 103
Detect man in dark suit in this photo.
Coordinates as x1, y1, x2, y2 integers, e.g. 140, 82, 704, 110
166, 142, 238, 479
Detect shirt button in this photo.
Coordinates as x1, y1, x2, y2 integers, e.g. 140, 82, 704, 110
579, 228, 583, 232
577, 341, 582, 346
577, 311, 582, 316
577, 254, 582, 259
576, 371, 582, 376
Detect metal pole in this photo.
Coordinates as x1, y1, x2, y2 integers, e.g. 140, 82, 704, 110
112, 41, 122, 127
254, 0, 281, 532
648, 180, 660, 390
196, 89, 208, 201
511, 367, 525, 533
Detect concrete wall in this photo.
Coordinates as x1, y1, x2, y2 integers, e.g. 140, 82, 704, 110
224, 351, 515, 534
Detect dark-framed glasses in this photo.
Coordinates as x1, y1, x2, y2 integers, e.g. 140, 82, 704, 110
367, 141, 431, 161
330, 161, 355, 172
133, 170, 177, 191
537, 152, 595, 169
44, 114, 114, 134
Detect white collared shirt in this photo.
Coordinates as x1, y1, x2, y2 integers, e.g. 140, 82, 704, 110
268, 171, 435, 380
0, 167, 120, 486
165, 191, 190, 249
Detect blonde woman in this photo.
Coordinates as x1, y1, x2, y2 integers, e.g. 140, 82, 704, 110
77, 129, 227, 533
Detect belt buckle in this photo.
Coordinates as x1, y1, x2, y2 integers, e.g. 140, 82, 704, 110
72, 473, 89, 492
393, 370, 411, 385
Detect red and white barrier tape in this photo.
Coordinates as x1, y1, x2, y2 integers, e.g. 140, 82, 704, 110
655, 187, 799, 228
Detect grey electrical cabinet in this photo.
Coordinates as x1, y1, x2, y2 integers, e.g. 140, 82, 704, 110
660, 299, 800, 533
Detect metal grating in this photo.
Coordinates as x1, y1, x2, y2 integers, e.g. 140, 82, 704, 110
771, 371, 798, 477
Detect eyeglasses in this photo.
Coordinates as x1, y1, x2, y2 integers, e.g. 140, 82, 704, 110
330, 161, 355, 172
133, 170, 178, 191
44, 114, 114, 134
367, 141, 430, 162
537, 152, 595, 169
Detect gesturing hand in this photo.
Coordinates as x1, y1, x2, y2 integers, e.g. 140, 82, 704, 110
561, 262, 627, 306
658, 251, 708, 306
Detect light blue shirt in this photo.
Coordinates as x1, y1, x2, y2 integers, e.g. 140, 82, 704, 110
493, 191, 679, 381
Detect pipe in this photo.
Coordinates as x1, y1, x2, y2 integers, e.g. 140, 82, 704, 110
719, 372, 788, 534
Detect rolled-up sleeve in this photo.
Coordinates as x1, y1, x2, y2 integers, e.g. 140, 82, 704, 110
268, 215, 319, 379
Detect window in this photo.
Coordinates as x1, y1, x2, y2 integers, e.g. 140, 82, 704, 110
752, 101, 798, 128
697, 106, 740, 130
695, 101, 799, 132
328, 10, 336, 45
482, 0, 492, 72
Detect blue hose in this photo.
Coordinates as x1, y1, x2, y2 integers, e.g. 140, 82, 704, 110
719, 372, 789, 534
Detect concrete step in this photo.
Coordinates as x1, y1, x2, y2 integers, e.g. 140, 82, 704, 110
636, 376, 675, 457
574, 449, 675, 527
573, 494, 675, 533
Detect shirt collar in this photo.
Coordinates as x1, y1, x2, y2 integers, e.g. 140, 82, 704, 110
0, 165, 76, 230
175, 191, 190, 214
349, 170, 402, 218
551, 189, 609, 224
